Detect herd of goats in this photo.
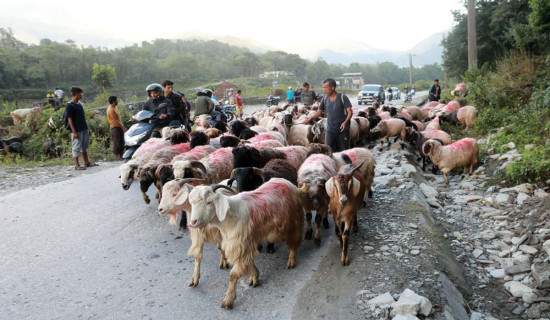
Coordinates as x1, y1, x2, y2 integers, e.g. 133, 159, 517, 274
118, 95, 479, 309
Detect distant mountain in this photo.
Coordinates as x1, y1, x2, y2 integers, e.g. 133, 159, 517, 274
316, 32, 446, 66
171, 32, 275, 54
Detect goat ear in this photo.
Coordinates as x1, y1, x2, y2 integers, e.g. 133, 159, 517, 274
351, 177, 362, 197
325, 177, 335, 197
174, 184, 191, 206
423, 142, 432, 155
214, 194, 230, 222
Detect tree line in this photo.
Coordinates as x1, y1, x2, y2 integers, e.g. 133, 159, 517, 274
0, 27, 442, 97
442, 0, 550, 79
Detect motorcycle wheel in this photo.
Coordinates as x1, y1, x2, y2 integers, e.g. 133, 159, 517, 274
225, 112, 234, 122
266, 101, 272, 107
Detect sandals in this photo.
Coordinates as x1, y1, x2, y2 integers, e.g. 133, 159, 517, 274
85, 162, 98, 167
75, 165, 86, 170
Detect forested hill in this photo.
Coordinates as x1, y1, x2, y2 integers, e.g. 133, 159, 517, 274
0, 27, 442, 93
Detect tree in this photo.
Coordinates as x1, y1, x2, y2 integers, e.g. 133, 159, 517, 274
92, 63, 116, 97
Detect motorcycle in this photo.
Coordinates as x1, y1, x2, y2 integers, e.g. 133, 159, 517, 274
266, 95, 280, 107
404, 93, 413, 103
123, 110, 157, 160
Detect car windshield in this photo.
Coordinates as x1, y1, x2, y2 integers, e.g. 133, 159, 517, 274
392, 87, 398, 91
361, 86, 380, 91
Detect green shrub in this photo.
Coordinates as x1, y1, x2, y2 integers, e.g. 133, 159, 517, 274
507, 145, 550, 183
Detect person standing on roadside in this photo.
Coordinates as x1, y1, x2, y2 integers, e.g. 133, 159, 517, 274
235, 89, 243, 120
66, 87, 97, 170
106, 96, 127, 160
286, 86, 295, 104
428, 79, 441, 102
54, 87, 64, 109
162, 80, 186, 127
299, 82, 317, 108
303, 78, 352, 152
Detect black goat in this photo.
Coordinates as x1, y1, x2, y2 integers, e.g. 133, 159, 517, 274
406, 130, 440, 173
232, 145, 286, 169
220, 135, 241, 148
438, 111, 459, 126
170, 129, 190, 145
189, 131, 209, 149
213, 120, 229, 133
367, 115, 382, 128
239, 128, 258, 140
230, 120, 248, 137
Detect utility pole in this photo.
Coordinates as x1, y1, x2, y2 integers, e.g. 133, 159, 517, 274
408, 54, 414, 86
467, 0, 477, 68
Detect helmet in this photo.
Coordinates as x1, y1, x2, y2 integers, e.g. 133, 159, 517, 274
146, 83, 163, 94
202, 89, 213, 94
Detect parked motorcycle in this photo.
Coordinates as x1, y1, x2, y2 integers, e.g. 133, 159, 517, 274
123, 110, 157, 160
266, 95, 280, 107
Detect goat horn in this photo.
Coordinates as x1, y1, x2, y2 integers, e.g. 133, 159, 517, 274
229, 168, 237, 179
189, 161, 207, 173
252, 167, 265, 181
349, 162, 364, 175
210, 184, 236, 194
175, 178, 206, 186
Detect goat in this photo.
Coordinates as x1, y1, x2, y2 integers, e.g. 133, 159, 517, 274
233, 145, 286, 169
332, 148, 376, 199
190, 131, 210, 149
239, 128, 258, 140
175, 147, 234, 184
423, 138, 479, 184
120, 138, 170, 190
158, 179, 233, 287
287, 124, 316, 147
439, 105, 477, 129
325, 163, 366, 266
247, 131, 287, 146
188, 178, 305, 309
220, 135, 241, 148
230, 120, 249, 137
406, 129, 451, 171
368, 118, 407, 148
172, 145, 218, 178
227, 159, 298, 193
10, 107, 40, 125
298, 154, 337, 247
275, 146, 308, 171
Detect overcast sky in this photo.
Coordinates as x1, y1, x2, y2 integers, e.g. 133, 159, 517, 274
1, 0, 465, 56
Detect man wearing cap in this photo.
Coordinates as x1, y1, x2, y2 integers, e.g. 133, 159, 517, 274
428, 79, 441, 102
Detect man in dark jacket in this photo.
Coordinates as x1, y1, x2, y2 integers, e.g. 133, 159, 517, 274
143, 83, 174, 132
428, 79, 441, 102
162, 80, 187, 126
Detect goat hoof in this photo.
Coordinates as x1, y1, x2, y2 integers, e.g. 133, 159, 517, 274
144, 198, 151, 204
257, 244, 263, 252
287, 260, 296, 269
248, 277, 259, 287
304, 230, 313, 240
341, 258, 350, 266
362, 201, 367, 208
314, 238, 321, 247
221, 299, 234, 309
189, 279, 199, 287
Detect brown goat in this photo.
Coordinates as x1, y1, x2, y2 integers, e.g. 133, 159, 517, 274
325, 163, 366, 266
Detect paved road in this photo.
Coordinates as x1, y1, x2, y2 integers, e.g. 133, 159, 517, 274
0, 166, 338, 319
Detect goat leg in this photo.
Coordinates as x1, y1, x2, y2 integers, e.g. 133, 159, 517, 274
266, 242, 275, 254
248, 264, 259, 287
218, 242, 229, 269
179, 211, 187, 230
305, 212, 313, 240
221, 268, 240, 309
352, 213, 359, 233
322, 216, 330, 229
314, 213, 323, 247
189, 235, 205, 287
341, 221, 351, 266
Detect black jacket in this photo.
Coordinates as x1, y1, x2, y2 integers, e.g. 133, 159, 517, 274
143, 96, 175, 119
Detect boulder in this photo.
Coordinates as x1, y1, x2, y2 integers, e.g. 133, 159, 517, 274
419, 183, 438, 199
494, 193, 511, 205
367, 292, 395, 309
516, 193, 530, 206
390, 289, 432, 317
532, 261, 550, 289
393, 315, 419, 320
401, 163, 417, 174
504, 264, 531, 275
504, 281, 534, 297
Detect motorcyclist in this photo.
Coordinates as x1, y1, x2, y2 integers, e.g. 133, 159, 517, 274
143, 83, 175, 136
196, 89, 227, 123
387, 86, 393, 101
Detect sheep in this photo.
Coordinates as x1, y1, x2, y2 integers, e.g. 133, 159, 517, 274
205, 128, 223, 139
138, 143, 191, 204
188, 178, 305, 309
197, 114, 212, 129
244, 115, 258, 126
275, 146, 308, 171
229, 120, 249, 137
239, 128, 258, 140
367, 115, 382, 128
213, 120, 229, 133
368, 118, 407, 148
311, 118, 327, 144
451, 83, 467, 96
220, 135, 241, 148
10, 107, 40, 125
332, 148, 376, 199
171, 145, 218, 178
158, 178, 233, 287
120, 138, 170, 190
298, 153, 337, 247
389, 107, 413, 121
429, 100, 460, 118
227, 158, 299, 194
325, 163, 366, 266
412, 120, 424, 131
189, 131, 210, 149
249, 125, 268, 133
349, 119, 360, 147
423, 138, 479, 184
439, 105, 477, 129
353, 116, 370, 144
403, 106, 423, 120
423, 117, 441, 131
175, 147, 234, 184
247, 131, 287, 146
232, 145, 286, 169
287, 124, 316, 147
251, 139, 285, 149
306, 143, 333, 157
406, 129, 451, 171
266, 124, 287, 140
169, 129, 190, 145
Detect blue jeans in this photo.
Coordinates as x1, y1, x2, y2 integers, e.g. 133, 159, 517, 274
210, 110, 221, 121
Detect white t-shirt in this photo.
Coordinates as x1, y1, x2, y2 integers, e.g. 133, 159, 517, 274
54, 89, 64, 99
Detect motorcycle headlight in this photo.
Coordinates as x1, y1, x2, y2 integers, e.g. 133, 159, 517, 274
125, 131, 148, 147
